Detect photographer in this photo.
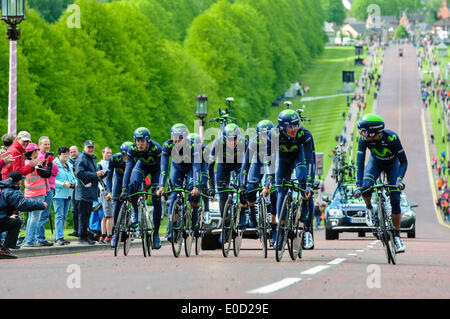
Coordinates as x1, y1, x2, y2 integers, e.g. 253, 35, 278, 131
22, 143, 53, 247
35, 136, 59, 247
53, 147, 76, 246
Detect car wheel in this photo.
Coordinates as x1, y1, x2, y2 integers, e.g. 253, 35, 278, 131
325, 228, 339, 240
407, 227, 416, 238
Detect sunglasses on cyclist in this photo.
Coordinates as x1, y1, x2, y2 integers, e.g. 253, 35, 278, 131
360, 129, 377, 138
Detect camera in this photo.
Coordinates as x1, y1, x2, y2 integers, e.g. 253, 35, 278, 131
45, 152, 54, 159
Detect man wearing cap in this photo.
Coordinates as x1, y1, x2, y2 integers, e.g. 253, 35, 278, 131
1, 131, 43, 180
74, 140, 106, 245
0, 172, 47, 259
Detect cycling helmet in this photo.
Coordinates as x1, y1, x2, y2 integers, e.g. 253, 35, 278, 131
256, 120, 274, 135
134, 127, 151, 142
357, 113, 385, 137
187, 133, 201, 144
223, 123, 240, 139
170, 123, 189, 139
278, 109, 300, 129
120, 141, 133, 154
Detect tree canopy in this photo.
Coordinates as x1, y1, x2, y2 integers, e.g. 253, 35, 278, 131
1, 0, 326, 156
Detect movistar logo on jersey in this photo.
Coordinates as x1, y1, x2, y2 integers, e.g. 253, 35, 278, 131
388, 134, 397, 142
280, 144, 299, 152
370, 147, 392, 158
140, 156, 155, 164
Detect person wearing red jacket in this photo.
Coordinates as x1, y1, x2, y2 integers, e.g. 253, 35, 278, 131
1, 131, 43, 180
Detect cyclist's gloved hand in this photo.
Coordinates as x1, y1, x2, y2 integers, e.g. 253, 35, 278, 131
305, 186, 313, 198
120, 188, 128, 201
354, 188, 362, 199
396, 178, 405, 190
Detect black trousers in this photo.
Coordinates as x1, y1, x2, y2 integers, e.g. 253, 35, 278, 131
77, 200, 93, 241
71, 198, 79, 235
0, 217, 22, 248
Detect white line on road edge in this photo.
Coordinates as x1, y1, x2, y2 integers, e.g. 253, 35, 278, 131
367, 246, 373, 248
301, 265, 330, 275
347, 253, 357, 256
327, 258, 346, 265
247, 278, 302, 294
356, 250, 365, 252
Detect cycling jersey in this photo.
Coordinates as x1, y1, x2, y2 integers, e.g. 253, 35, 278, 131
122, 141, 162, 190
267, 125, 315, 187
356, 129, 407, 187
208, 136, 248, 190
159, 139, 202, 188
240, 136, 275, 186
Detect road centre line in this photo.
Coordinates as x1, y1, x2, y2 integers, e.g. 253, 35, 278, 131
301, 265, 330, 275
327, 258, 346, 265
247, 278, 302, 294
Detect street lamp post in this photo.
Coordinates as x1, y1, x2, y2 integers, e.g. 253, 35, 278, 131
195, 94, 208, 142
1, 0, 25, 136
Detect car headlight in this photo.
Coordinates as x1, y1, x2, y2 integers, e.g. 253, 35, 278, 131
327, 209, 344, 218
402, 211, 414, 218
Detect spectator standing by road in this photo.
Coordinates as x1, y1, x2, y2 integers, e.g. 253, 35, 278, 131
36, 136, 59, 247
22, 143, 52, 247
314, 201, 322, 229
0, 172, 46, 258
1, 131, 43, 180
53, 147, 76, 246
68, 145, 79, 237
97, 146, 113, 243
75, 140, 106, 245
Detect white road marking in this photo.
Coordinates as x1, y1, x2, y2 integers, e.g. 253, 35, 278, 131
327, 258, 346, 265
247, 278, 302, 294
356, 250, 365, 252
301, 265, 330, 275
367, 245, 374, 248
347, 253, 357, 256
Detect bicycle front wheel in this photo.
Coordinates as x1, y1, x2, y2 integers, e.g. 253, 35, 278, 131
139, 201, 149, 258
276, 195, 291, 262
114, 202, 127, 257
171, 199, 184, 258
289, 203, 302, 261
257, 197, 268, 259
184, 202, 193, 257
378, 204, 394, 264
222, 200, 234, 258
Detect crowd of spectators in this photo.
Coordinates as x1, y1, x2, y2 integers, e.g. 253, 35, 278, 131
0, 131, 111, 258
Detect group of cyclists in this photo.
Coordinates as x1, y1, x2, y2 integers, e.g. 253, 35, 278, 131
104, 106, 408, 256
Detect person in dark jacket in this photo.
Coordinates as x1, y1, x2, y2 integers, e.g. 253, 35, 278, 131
74, 140, 106, 245
0, 171, 46, 259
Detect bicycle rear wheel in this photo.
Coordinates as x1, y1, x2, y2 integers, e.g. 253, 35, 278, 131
276, 195, 291, 262
222, 200, 233, 258
171, 199, 183, 258
257, 197, 268, 259
114, 202, 126, 257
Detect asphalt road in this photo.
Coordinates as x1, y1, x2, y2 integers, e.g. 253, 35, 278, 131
1, 44, 449, 300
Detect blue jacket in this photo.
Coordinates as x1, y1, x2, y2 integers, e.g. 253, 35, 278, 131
75, 151, 100, 202
0, 179, 46, 219
54, 157, 77, 199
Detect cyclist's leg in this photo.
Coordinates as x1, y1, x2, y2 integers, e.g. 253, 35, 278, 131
185, 166, 200, 230
147, 166, 162, 247
361, 157, 380, 209
234, 164, 248, 227
112, 173, 123, 227
247, 163, 262, 228
275, 155, 294, 223
128, 161, 146, 228
386, 160, 402, 233
217, 163, 231, 217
